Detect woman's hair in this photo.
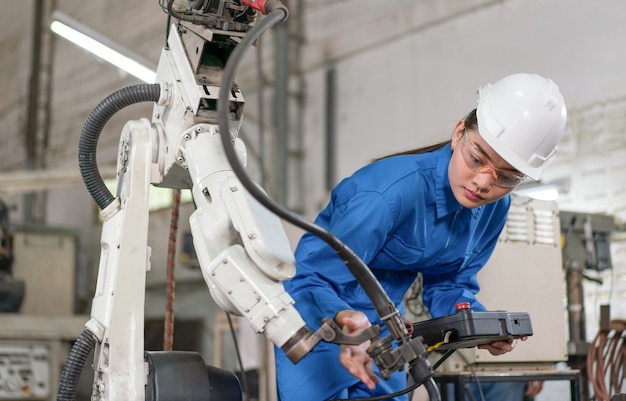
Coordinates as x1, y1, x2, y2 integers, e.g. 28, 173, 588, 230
371, 109, 478, 162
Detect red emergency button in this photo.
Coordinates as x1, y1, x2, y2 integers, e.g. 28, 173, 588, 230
455, 302, 470, 311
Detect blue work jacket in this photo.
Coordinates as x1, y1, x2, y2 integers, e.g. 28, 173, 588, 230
286, 144, 510, 327
277, 144, 510, 401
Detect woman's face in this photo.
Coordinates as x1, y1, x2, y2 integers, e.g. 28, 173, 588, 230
448, 121, 523, 208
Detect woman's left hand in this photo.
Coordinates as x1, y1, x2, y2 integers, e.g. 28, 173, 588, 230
477, 335, 528, 356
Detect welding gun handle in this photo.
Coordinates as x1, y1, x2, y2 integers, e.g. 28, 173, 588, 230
316, 318, 381, 345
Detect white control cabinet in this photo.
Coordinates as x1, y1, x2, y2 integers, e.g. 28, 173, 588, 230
461, 195, 569, 366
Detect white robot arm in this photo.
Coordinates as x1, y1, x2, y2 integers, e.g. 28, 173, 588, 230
62, 2, 422, 400
180, 123, 309, 351
67, 4, 353, 399
149, 17, 320, 361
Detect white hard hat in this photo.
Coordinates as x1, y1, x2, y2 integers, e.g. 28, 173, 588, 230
476, 73, 567, 180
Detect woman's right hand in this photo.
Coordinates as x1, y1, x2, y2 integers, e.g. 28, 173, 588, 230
334, 310, 379, 390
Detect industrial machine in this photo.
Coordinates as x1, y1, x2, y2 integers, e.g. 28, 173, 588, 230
560, 210, 617, 400
0, 315, 87, 401
462, 195, 569, 367
58, 1, 437, 400
57, 1, 533, 400
560, 210, 615, 357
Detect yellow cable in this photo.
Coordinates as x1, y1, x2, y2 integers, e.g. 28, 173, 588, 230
427, 341, 444, 352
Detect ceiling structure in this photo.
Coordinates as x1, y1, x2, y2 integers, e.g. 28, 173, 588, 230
2, 0, 626, 224
0, 1, 164, 173
0, 0, 487, 217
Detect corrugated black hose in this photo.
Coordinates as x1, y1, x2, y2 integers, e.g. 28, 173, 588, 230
57, 328, 98, 401
78, 83, 161, 210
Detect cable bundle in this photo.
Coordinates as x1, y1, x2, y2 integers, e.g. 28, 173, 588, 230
587, 320, 626, 401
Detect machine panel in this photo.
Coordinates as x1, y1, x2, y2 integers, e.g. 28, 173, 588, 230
0, 344, 50, 399
466, 195, 568, 365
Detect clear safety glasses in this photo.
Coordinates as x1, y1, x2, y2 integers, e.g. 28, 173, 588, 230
460, 130, 526, 188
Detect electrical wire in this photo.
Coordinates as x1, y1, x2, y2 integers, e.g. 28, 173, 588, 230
327, 349, 454, 401
457, 352, 486, 401
432, 349, 456, 371
216, 2, 409, 348
587, 320, 626, 401
226, 313, 251, 401
328, 380, 424, 401
163, 0, 251, 31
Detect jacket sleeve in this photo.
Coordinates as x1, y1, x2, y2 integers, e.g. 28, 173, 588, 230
421, 200, 510, 318
285, 191, 396, 330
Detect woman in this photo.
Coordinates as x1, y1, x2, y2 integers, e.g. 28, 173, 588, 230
275, 73, 567, 401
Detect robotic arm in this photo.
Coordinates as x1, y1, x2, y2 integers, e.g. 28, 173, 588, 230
152, 15, 318, 362
60, 2, 437, 400
77, 14, 321, 401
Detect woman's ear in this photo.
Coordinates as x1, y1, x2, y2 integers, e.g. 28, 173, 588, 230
451, 120, 465, 150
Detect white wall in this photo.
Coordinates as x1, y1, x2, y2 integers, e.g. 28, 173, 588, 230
270, 0, 626, 224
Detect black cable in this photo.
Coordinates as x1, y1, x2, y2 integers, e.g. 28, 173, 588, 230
424, 378, 442, 401
432, 349, 456, 371
458, 351, 486, 401
216, 3, 407, 345
329, 374, 444, 401
226, 313, 250, 401
213, 6, 444, 400
166, 0, 219, 27
164, 0, 251, 31
328, 380, 423, 401
327, 351, 452, 401
202, 4, 442, 401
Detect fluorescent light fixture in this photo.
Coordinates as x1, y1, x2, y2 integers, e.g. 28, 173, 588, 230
50, 11, 156, 83
514, 185, 560, 201
514, 178, 569, 202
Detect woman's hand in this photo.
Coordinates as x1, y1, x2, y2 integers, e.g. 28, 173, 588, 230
525, 380, 543, 397
334, 310, 379, 390
477, 335, 528, 356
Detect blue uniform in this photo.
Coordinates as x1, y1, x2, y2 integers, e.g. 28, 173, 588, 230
466, 382, 527, 401
276, 144, 510, 401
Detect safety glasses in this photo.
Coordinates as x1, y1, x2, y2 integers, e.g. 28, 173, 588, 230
460, 130, 526, 188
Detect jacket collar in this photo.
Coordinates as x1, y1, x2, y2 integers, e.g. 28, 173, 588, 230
435, 144, 465, 218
